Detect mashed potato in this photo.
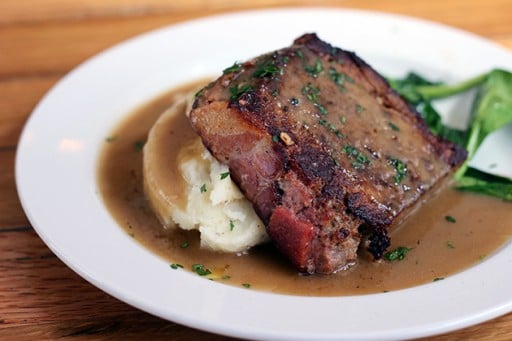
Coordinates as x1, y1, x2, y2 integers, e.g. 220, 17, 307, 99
143, 94, 268, 253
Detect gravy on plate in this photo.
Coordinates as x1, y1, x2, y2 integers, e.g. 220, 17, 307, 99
97, 81, 512, 296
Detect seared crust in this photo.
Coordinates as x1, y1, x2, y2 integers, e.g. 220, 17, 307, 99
189, 33, 466, 274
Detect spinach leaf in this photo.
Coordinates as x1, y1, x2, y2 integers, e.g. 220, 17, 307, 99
456, 169, 512, 201
389, 69, 512, 201
389, 72, 468, 144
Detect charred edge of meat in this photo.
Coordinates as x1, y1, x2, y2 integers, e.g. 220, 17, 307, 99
366, 227, 391, 259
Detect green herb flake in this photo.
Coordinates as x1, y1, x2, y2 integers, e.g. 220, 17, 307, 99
445, 215, 457, 223
342, 144, 371, 169
302, 82, 320, 102
317, 103, 328, 115
356, 104, 365, 113
229, 84, 252, 101
200, 184, 207, 193
295, 49, 304, 59
253, 60, 278, 78
194, 87, 205, 98
302, 83, 329, 115
229, 220, 235, 231
305, 59, 324, 77
329, 67, 354, 90
221, 275, 231, 280
192, 264, 212, 276
105, 136, 117, 142
389, 158, 407, 184
220, 171, 230, 180
388, 122, 400, 131
447, 241, 456, 249
433, 277, 445, 282
133, 140, 145, 152
272, 135, 280, 143
242, 283, 251, 288
223, 62, 242, 74
180, 241, 189, 249
170, 263, 184, 270
383, 246, 411, 261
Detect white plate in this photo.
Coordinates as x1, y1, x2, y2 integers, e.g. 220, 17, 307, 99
15, 8, 512, 340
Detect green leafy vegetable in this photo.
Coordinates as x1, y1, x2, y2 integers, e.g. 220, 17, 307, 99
389, 69, 512, 201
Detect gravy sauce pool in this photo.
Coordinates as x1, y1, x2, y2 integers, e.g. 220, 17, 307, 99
98, 81, 512, 296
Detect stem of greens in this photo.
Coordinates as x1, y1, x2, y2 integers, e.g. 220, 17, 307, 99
416, 73, 487, 100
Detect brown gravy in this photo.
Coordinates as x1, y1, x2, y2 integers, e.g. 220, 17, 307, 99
97, 81, 512, 296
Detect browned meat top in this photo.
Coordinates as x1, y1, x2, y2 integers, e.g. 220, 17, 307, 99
189, 33, 466, 274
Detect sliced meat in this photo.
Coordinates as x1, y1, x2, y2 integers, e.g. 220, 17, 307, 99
188, 33, 467, 274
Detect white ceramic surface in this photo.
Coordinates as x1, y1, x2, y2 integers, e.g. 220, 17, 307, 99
16, 8, 512, 340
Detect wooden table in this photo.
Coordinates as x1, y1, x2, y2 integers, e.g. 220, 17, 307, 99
2, 1, 511, 339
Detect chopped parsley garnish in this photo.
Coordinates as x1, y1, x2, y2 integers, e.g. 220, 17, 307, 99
272, 134, 280, 143
356, 103, 365, 113
302, 82, 320, 102
445, 215, 457, 223
194, 87, 205, 98
433, 277, 444, 282
383, 246, 411, 261
342, 144, 371, 169
221, 275, 231, 280
223, 62, 242, 74
305, 59, 323, 77
242, 283, 251, 288
446, 241, 456, 249
302, 82, 328, 115
319, 120, 344, 138
329, 67, 354, 90
388, 122, 400, 131
389, 158, 407, 184
229, 220, 235, 231
220, 171, 230, 180
133, 140, 145, 152
180, 241, 189, 249
253, 60, 279, 78
170, 263, 183, 269
200, 184, 207, 193
105, 136, 117, 142
192, 264, 212, 276
229, 84, 252, 101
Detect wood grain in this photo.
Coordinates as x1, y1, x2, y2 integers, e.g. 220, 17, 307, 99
1, 0, 512, 339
